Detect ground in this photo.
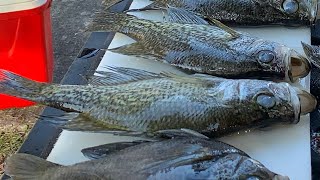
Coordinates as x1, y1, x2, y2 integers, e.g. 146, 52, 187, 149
0, 0, 104, 175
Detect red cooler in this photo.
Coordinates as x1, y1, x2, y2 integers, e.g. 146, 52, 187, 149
0, 0, 53, 109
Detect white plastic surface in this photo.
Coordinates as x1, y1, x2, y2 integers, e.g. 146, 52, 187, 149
47, 1, 311, 179
0, 0, 47, 13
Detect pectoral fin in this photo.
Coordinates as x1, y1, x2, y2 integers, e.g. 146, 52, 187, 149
109, 42, 161, 60
89, 66, 164, 86
81, 140, 151, 160
154, 128, 209, 139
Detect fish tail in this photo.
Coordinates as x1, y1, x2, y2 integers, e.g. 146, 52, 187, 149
4, 153, 60, 179
0, 69, 46, 102
89, 11, 136, 33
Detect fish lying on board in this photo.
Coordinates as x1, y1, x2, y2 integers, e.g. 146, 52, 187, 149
90, 11, 310, 83
302, 42, 320, 102
105, 0, 318, 26
0, 66, 316, 138
5, 138, 290, 180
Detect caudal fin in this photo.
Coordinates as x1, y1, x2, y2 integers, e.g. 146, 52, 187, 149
89, 11, 136, 33
0, 69, 46, 102
4, 153, 60, 179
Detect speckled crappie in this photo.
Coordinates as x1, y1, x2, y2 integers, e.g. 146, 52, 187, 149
0, 67, 316, 137
106, 0, 318, 26
5, 138, 290, 180
90, 11, 310, 82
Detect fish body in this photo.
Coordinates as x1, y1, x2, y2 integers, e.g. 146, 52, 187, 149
0, 67, 316, 137
4, 138, 290, 180
91, 12, 310, 82
115, 0, 318, 26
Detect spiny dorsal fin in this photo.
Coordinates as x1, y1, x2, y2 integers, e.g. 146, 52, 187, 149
167, 6, 209, 25
206, 17, 240, 38
4, 153, 60, 180
88, 66, 164, 86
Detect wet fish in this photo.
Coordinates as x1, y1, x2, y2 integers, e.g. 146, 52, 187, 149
0, 67, 316, 137
106, 0, 318, 26
301, 43, 320, 101
5, 138, 290, 180
90, 11, 310, 82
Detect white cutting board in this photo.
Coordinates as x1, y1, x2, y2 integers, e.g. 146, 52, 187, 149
47, 1, 311, 179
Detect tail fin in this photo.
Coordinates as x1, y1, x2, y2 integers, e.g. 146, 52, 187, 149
4, 153, 60, 179
0, 69, 46, 102
89, 11, 136, 33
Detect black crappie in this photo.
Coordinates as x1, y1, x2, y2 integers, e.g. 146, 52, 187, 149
0, 67, 316, 137
5, 138, 290, 180
90, 11, 310, 82
106, 0, 318, 26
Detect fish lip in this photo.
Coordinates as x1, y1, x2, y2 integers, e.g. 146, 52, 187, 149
289, 85, 317, 124
285, 48, 311, 82
288, 85, 302, 124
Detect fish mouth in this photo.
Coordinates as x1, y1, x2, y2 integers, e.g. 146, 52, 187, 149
285, 48, 311, 82
289, 85, 317, 124
272, 174, 290, 180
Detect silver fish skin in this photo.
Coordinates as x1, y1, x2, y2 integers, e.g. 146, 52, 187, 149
90, 11, 310, 82
107, 0, 318, 26
0, 67, 316, 137
4, 138, 290, 180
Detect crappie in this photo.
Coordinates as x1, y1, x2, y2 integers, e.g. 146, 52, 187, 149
301, 42, 320, 102
90, 11, 310, 82
4, 138, 290, 180
107, 0, 318, 26
0, 67, 316, 137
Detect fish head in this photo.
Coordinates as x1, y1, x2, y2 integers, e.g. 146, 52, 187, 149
301, 42, 320, 68
248, 40, 310, 82
237, 80, 316, 125
261, 0, 317, 24
209, 154, 289, 180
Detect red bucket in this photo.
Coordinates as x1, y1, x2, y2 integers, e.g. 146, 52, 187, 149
0, 0, 53, 109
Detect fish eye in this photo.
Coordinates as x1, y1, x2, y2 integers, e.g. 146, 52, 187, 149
257, 50, 275, 63
256, 94, 276, 108
282, 0, 299, 14
246, 177, 261, 180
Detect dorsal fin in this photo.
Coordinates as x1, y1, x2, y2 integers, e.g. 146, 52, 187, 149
166, 6, 240, 38
167, 6, 209, 25
88, 66, 164, 86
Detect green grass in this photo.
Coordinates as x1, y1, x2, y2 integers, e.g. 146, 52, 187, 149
0, 105, 43, 175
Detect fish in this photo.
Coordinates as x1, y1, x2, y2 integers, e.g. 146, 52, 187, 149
301, 42, 320, 102
0, 66, 316, 137
4, 137, 290, 180
90, 11, 311, 82
105, 0, 318, 26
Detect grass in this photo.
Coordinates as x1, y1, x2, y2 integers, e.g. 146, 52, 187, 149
0, 105, 44, 175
